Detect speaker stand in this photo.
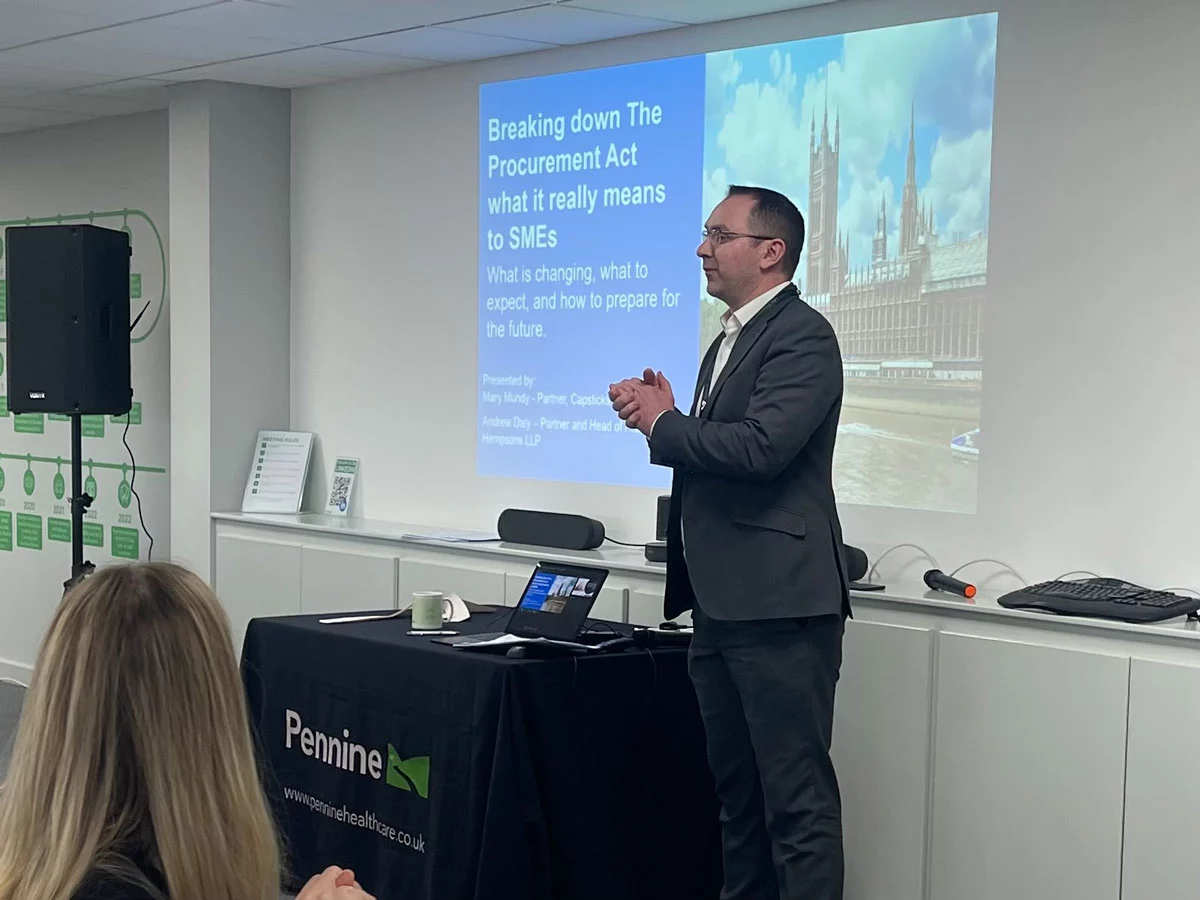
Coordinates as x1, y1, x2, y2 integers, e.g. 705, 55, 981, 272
63, 414, 95, 595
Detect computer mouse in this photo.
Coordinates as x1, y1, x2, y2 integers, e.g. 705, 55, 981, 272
505, 646, 528, 659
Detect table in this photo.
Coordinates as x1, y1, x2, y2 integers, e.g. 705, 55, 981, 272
241, 610, 721, 900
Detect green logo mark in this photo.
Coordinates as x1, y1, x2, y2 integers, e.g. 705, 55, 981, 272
386, 745, 430, 799
284, 711, 430, 803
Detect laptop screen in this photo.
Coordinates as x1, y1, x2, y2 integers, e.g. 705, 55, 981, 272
508, 562, 609, 639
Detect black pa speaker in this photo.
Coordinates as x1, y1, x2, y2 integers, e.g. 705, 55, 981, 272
4, 224, 132, 415
497, 508, 606, 551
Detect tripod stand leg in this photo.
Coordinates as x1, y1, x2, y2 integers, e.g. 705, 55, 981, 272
64, 414, 94, 594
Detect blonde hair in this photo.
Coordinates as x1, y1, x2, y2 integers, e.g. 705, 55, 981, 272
0, 562, 281, 900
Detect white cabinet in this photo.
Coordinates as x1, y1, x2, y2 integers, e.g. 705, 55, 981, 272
504, 571, 527, 607
628, 587, 666, 626
929, 633, 1128, 900
215, 534, 302, 654
590, 585, 627, 622
833, 620, 934, 900
397, 559, 506, 609
300, 546, 397, 615
1121, 657, 1200, 900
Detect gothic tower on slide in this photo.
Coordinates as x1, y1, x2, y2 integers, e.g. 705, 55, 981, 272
900, 102, 922, 258
805, 89, 840, 295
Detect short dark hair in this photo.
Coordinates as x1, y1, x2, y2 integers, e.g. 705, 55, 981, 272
727, 185, 806, 277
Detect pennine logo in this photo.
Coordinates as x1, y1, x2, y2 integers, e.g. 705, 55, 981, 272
285, 709, 430, 799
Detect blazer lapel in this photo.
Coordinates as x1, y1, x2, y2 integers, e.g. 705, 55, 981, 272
692, 335, 722, 415
701, 284, 796, 419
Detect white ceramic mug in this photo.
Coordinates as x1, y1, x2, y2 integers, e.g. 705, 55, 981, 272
411, 591, 445, 630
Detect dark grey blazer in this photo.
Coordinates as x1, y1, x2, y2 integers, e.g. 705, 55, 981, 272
650, 283, 851, 622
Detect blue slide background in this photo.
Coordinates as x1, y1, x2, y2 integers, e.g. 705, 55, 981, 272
478, 54, 706, 488
517, 571, 556, 611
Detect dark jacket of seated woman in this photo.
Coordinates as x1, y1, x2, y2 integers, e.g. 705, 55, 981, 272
73, 860, 164, 900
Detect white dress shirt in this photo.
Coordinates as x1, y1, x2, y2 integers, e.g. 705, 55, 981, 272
699, 280, 790, 410
651, 280, 790, 435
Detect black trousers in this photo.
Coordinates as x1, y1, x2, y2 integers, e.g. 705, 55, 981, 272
689, 607, 845, 900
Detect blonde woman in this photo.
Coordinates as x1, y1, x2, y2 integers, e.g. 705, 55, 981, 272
0, 562, 376, 900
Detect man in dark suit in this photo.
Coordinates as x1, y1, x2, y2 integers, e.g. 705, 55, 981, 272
609, 185, 849, 900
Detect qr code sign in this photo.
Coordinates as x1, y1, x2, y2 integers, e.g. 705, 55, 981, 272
329, 475, 352, 512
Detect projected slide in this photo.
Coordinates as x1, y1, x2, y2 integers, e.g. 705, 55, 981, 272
479, 13, 996, 513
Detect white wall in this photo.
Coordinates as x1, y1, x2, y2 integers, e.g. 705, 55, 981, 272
169, 83, 291, 581
0, 111, 170, 679
289, 0, 1200, 590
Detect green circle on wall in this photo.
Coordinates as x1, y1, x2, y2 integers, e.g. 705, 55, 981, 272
0, 467, 5, 492
85, 475, 97, 498
53, 472, 65, 500
23, 469, 35, 496
0, 351, 4, 377
118, 480, 132, 509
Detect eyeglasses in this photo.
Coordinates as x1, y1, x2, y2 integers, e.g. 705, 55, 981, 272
702, 228, 778, 246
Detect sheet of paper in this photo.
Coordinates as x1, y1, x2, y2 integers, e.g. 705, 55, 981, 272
242, 430, 314, 514
452, 634, 528, 648
401, 529, 499, 543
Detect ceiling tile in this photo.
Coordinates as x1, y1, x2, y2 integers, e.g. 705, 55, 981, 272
158, 46, 435, 88
155, 60, 333, 88
250, 46, 436, 77
66, 19, 303, 63
442, 5, 681, 44
0, 104, 88, 128
562, 0, 835, 25
332, 27, 554, 63
238, 0, 545, 30
0, 0, 227, 20
70, 77, 175, 101
147, 1, 397, 45
0, 37, 200, 79
0, 85, 39, 102
0, 59, 106, 91
0, 5, 110, 50
159, 0, 546, 44
5, 90, 156, 116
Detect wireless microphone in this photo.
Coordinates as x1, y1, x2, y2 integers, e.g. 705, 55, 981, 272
923, 568, 977, 599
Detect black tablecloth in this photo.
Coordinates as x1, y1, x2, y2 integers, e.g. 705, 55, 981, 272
241, 610, 721, 900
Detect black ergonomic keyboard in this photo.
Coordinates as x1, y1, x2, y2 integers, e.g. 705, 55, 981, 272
998, 577, 1200, 624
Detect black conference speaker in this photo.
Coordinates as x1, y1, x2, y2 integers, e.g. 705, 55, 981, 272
497, 508, 605, 551
845, 543, 886, 591
844, 544, 869, 582
4, 224, 132, 415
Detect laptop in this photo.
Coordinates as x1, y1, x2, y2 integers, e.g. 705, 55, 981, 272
440, 561, 609, 648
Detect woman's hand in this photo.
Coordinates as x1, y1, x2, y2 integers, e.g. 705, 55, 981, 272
296, 865, 377, 900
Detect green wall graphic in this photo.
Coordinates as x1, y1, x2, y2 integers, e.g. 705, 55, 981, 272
0, 451, 166, 558
0, 205, 167, 562
0, 208, 166, 343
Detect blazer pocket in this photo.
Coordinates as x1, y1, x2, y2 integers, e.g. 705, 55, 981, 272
731, 506, 806, 537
